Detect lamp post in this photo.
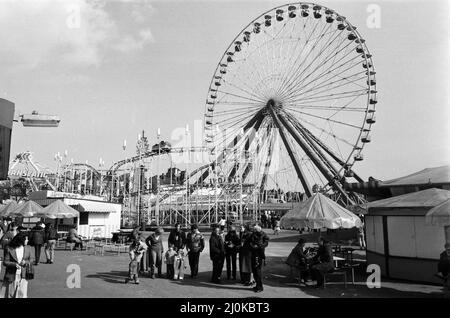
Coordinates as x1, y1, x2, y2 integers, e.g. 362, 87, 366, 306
62, 150, 68, 192
99, 157, 105, 196
70, 158, 74, 193
185, 124, 190, 225
54, 152, 62, 191
156, 128, 161, 226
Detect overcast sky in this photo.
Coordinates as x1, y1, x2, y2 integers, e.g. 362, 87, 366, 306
1, 0, 449, 181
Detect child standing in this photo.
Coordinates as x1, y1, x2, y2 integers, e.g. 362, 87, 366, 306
174, 249, 186, 280
274, 219, 281, 235
125, 235, 147, 284
165, 244, 177, 279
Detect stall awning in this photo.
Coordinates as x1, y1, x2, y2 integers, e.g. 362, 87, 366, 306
72, 201, 117, 213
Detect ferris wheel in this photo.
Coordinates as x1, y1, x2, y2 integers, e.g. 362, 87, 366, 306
203, 3, 377, 204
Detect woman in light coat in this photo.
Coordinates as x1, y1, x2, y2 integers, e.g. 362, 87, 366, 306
1, 233, 34, 298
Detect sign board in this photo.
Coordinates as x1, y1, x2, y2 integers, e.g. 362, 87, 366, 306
89, 225, 105, 239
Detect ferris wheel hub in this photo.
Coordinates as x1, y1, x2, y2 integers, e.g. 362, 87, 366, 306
266, 98, 283, 113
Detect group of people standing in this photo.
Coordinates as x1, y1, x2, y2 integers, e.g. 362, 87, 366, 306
260, 212, 281, 235
125, 222, 270, 293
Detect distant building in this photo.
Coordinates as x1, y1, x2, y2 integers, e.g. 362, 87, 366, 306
0, 99, 15, 180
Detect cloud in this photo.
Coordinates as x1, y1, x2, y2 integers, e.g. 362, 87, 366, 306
0, 0, 156, 71
114, 28, 155, 53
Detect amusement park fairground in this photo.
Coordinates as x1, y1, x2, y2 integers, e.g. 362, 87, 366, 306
0, 0, 449, 312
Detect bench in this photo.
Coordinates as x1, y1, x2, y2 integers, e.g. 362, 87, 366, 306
323, 268, 347, 288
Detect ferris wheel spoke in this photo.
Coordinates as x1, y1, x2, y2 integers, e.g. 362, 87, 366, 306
294, 45, 364, 95
295, 33, 355, 84
273, 16, 326, 98
282, 42, 359, 100
278, 24, 343, 98
297, 70, 367, 98
216, 90, 265, 103
222, 78, 268, 102
277, 23, 335, 98
284, 103, 366, 112
284, 107, 361, 129
277, 25, 344, 99
285, 57, 363, 101
290, 88, 367, 104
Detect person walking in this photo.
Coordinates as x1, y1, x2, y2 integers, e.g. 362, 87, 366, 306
239, 224, 253, 286
168, 223, 186, 252
185, 224, 205, 278
44, 223, 58, 264
209, 225, 225, 284
224, 225, 241, 280
125, 235, 147, 284
0, 233, 34, 298
249, 223, 269, 293
145, 227, 164, 278
29, 222, 45, 266
357, 217, 366, 250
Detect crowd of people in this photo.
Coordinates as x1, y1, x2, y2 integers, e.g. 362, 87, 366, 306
260, 211, 281, 235
0, 217, 63, 298
125, 221, 269, 293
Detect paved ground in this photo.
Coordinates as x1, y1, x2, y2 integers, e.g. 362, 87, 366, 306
1, 231, 448, 298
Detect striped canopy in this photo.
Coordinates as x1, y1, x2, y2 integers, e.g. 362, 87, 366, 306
9, 200, 43, 218
0, 201, 19, 217
280, 193, 362, 230
36, 200, 79, 219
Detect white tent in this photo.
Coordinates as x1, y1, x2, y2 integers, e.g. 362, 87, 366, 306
36, 200, 79, 219
280, 193, 362, 229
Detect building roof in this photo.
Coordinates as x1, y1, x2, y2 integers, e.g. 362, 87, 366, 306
367, 188, 450, 210
380, 165, 450, 187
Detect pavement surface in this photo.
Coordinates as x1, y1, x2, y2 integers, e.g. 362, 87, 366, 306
1, 230, 448, 298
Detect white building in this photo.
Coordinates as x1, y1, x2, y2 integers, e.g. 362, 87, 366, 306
29, 191, 122, 239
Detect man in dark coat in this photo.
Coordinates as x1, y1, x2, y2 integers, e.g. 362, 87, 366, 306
209, 225, 225, 284
224, 225, 241, 280
185, 224, 205, 278
145, 227, 164, 278
168, 223, 186, 252
29, 222, 45, 265
249, 223, 269, 292
310, 238, 334, 287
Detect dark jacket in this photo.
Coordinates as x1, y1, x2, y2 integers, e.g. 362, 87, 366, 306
224, 231, 241, 254
286, 243, 307, 268
185, 231, 205, 253
1, 230, 16, 249
29, 226, 45, 246
2, 245, 33, 282
438, 251, 450, 276
45, 227, 58, 241
209, 232, 225, 261
145, 233, 164, 253
249, 230, 269, 259
168, 229, 186, 251
314, 243, 333, 264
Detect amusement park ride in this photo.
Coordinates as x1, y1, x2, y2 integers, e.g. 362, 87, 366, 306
7, 3, 377, 228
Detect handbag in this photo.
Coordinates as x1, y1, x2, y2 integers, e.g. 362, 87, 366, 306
25, 263, 35, 280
